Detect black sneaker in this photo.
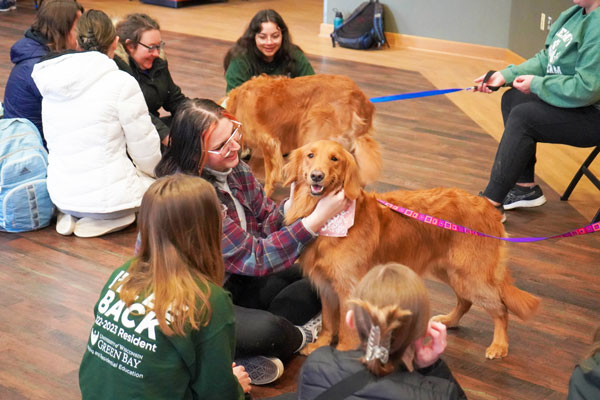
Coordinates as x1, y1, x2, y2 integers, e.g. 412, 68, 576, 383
235, 356, 284, 385
503, 185, 547, 210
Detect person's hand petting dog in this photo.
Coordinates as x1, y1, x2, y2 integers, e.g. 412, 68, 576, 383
302, 189, 350, 233
414, 320, 448, 369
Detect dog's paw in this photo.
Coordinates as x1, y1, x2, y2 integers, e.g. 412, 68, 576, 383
431, 313, 459, 328
300, 335, 332, 355
485, 343, 508, 359
301, 341, 324, 356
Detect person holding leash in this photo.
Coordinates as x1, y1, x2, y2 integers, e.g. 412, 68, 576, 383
475, 0, 600, 220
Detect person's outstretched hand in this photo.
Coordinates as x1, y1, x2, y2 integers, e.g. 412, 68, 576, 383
414, 320, 447, 369
303, 189, 350, 232
232, 362, 251, 393
473, 71, 506, 93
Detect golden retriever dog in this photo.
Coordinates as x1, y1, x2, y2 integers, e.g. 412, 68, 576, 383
283, 140, 540, 359
226, 74, 381, 196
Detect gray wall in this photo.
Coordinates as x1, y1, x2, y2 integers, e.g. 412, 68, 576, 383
324, 0, 572, 58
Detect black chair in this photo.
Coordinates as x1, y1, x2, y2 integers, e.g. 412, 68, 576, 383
560, 146, 600, 223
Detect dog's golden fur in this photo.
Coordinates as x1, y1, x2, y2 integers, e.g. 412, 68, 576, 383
226, 74, 381, 196
284, 140, 540, 359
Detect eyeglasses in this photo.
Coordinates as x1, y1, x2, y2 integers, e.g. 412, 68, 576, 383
207, 121, 242, 158
138, 41, 165, 52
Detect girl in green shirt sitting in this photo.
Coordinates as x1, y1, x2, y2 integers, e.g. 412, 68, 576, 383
224, 9, 314, 94
79, 174, 250, 399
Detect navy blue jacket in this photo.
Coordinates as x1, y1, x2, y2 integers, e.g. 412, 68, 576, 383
3, 29, 49, 137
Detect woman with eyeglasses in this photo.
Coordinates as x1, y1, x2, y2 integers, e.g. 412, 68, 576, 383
223, 9, 314, 94
114, 13, 188, 146
154, 99, 349, 385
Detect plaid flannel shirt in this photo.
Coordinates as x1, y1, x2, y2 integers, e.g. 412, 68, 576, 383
205, 162, 316, 277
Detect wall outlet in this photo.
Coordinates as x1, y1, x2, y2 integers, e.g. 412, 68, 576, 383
547, 16, 553, 30
540, 12, 546, 31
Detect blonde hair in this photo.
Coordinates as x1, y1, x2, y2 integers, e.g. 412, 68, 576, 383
76, 9, 116, 54
119, 174, 225, 336
349, 263, 430, 376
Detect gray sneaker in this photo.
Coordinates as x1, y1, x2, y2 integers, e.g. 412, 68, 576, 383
503, 185, 547, 210
235, 356, 284, 385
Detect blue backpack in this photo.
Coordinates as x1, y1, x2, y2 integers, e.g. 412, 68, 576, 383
331, 0, 386, 50
0, 118, 54, 232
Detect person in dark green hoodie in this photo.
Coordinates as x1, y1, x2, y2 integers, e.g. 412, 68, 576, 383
568, 326, 600, 399
475, 0, 600, 220
79, 174, 250, 400
223, 9, 314, 94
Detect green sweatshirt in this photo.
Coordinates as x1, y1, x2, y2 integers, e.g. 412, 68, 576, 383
501, 5, 600, 108
225, 48, 315, 93
79, 260, 244, 400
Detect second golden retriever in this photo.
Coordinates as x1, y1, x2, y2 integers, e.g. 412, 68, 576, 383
226, 74, 381, 196
283, 140, 540, 359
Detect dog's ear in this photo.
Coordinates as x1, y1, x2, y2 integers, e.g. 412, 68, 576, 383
343, 150, 362, 200
283, 148, 301, 187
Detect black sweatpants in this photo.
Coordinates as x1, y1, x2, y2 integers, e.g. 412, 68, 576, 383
483, 89, 600, 203
226, 265, 321, 361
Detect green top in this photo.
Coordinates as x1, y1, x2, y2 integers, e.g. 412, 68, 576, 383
501, 5, 600, 108
225, 48, 315, 93
79, 260, 244, 400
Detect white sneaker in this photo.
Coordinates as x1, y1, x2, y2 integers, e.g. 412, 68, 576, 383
56, 212, 77, 236
74, 213, 135, 238
235, 356, 284, 385
296, 312, 322, 352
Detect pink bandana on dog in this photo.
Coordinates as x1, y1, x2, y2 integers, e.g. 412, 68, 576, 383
319, 200, 356, 237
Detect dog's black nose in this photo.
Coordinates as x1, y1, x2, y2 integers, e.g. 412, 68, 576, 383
310, 170, 324, 182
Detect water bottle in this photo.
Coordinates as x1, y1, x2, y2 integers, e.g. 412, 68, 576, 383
333, 9, 343, 30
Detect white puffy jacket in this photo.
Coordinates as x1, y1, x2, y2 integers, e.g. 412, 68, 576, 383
32, 51, 161, 214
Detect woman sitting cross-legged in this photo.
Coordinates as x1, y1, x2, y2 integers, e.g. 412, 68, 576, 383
79, 174, 250, 399
154, 98, 349, 385
31, 9, 161, 238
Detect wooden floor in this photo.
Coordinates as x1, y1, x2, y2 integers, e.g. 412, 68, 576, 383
1, 2, 599, 400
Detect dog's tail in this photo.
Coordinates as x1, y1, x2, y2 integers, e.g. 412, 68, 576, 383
352, 129, 382, 185
348, 111, 381, 185
500, 274, 540, 321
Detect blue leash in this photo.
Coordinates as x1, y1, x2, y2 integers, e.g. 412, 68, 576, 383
370, 71, 503, 104
370, 87, 473, 103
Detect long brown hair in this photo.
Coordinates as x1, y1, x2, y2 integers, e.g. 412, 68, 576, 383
119, 174, 225, 336
349, 263, 431, 377
32, 0, 83, 51
223, 9, 300, 75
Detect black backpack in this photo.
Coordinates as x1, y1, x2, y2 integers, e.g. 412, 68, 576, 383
330, 0, 386, 50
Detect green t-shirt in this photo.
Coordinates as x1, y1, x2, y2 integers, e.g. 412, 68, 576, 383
225, 48, 315, 93
501, 5, 600, 108
79, 260, 244, 400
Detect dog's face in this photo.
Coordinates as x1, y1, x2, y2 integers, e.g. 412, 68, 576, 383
283, 140, 362, 200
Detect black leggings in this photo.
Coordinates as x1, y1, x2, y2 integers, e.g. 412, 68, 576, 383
483, 89, 600, 203
226, 266, 321, 361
